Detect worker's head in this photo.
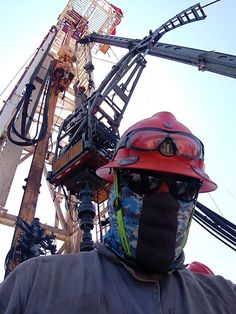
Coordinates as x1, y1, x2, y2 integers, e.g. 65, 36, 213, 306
96, 112, 217, 275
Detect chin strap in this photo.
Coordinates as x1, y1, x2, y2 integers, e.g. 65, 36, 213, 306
113, 170, 132, 257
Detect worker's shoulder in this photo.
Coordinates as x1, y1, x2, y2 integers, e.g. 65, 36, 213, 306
15, 248, 101, 274
42, 247, 99, 263
181, 268, 236, 294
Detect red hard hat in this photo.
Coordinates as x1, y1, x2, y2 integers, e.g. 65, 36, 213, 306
96, 112, 217, 193
188, 261, 214, 275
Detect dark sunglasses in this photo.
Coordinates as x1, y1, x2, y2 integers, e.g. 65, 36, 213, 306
120, 170, 202, 202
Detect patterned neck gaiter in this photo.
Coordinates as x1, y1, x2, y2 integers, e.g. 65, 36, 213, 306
104, 184, 195, 274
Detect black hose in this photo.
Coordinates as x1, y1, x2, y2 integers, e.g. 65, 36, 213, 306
194, 201, 236, 250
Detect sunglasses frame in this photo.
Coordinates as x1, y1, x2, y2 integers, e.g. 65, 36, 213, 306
120, 169, 202, 202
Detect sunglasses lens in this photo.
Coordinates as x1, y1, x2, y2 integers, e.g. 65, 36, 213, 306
123, 171, 200, 201
125, 172, 161, 195
170, 179, 200, 201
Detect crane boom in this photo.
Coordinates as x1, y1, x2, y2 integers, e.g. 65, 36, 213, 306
80, 33, 236, 79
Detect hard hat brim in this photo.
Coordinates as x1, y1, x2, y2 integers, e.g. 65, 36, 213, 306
96, 153, 217, 193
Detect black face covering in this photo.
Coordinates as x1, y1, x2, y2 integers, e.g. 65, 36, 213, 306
135, 192, 179, 274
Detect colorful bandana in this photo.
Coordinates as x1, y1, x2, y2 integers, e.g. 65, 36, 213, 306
104, 185, 195, 271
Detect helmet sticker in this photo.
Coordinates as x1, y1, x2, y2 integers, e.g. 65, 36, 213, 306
118, 156, 139, 166
159, 138, 176, 156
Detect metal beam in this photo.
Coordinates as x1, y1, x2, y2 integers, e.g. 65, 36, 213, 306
0, 210, 67, 241
81, 33, 236, 79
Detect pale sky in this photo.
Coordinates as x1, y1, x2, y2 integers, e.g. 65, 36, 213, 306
0, 0, 236, 282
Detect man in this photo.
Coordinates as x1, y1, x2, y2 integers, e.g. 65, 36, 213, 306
0, 112, 235, 313
73, 80, 87, 112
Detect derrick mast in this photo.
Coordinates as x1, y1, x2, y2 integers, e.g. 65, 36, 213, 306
0, 0, 123, 276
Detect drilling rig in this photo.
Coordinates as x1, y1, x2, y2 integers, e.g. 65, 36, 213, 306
1, 0, 236, 278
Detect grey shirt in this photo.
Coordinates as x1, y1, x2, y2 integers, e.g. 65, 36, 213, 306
0, 242, 235, 314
